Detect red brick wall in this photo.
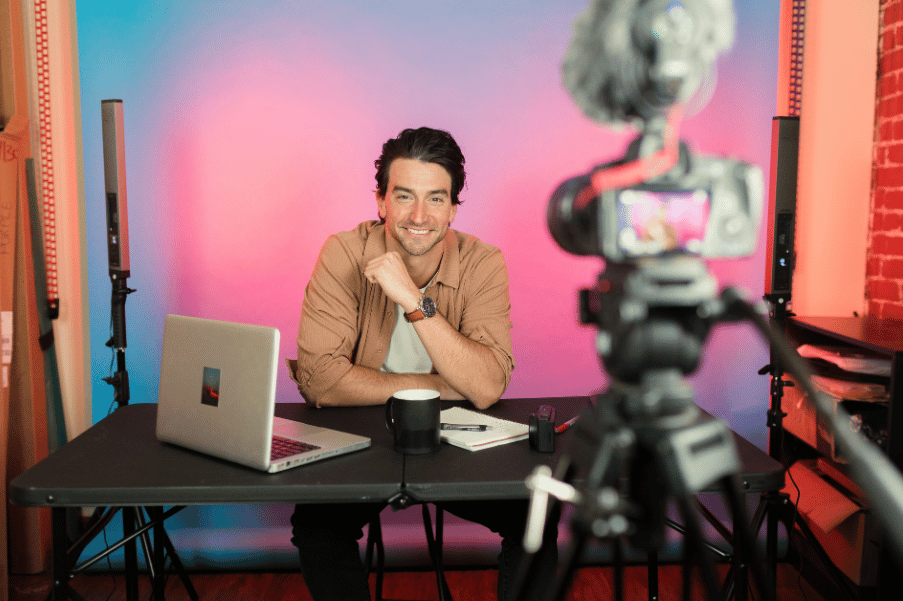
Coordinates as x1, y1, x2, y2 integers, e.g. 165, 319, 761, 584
871, 0, 903, 318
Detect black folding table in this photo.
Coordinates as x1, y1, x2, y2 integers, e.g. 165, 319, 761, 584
10, 396, 784, 601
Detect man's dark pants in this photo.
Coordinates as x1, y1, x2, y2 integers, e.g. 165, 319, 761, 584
291, 500, 558, 601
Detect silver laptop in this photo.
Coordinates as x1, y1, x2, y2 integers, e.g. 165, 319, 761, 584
155, 314, 371, 473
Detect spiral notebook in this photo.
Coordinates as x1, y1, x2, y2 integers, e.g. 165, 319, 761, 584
439, 406, 529, 451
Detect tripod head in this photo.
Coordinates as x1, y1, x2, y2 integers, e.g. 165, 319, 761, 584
582, 257, 716, 384
571, 258, 750, 551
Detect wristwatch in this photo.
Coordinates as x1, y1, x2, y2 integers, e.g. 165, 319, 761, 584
404, 296, 437, 322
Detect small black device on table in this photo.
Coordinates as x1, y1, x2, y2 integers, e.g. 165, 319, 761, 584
529, 404, 556, 453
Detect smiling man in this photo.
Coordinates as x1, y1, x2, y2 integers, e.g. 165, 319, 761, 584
288, 128, 556, 601
292, 127, 514, 411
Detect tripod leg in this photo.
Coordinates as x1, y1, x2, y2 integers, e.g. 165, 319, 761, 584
764, 492, 782, 601
547, 532, 590, 601
364, 516, 386, 601
721, 476, 774, 601
52, 507, 69, 601
674, 491, 723, 601
775, 494, 860, 601
159, 524, 198, 600
647, 549, 658, 601
511, 530, 555, 601
137, 506, 198, 601
64, 507, 117, 574
513, 458, 573, 601
733, 542, 748, 601
152, 507, 165, 601
133, 506, 200, 601
682, 550, 693, 601
421, 504, 453, 601
132, 508, 156, 581
122, 507, 139, 601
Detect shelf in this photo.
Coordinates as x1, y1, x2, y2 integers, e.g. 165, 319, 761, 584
777, 315, 903, 599
789, 316, 903, 355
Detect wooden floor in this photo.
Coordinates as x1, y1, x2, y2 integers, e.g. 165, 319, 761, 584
11, 563, 826, 600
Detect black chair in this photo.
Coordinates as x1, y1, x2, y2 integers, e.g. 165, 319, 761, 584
365, 504, 454, 601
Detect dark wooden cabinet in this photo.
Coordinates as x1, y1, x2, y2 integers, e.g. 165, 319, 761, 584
778, 315, 903, 600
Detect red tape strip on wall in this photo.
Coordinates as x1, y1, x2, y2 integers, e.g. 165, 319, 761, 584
33, 0, 59, 317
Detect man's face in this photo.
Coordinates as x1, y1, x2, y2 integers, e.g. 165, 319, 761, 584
377, 158, 458, 259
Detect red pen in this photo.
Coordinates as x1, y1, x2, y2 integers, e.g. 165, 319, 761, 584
555, 416, 579, 434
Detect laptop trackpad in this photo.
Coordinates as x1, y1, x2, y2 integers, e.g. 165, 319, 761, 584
273, 417, 345, 448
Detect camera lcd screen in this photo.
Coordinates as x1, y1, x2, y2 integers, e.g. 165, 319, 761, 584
615, 189, 710, 257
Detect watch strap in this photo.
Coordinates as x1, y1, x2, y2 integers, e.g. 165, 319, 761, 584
404, 307, 426, 322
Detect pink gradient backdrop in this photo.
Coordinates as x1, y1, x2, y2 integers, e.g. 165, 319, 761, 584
79, 2, 779, 445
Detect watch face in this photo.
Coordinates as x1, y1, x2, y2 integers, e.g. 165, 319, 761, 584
421, 296, 437, 318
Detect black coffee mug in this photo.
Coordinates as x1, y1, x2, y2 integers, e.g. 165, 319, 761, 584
385, 389, 441, 454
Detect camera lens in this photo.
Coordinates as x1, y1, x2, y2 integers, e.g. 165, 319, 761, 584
547, 173, 600, 257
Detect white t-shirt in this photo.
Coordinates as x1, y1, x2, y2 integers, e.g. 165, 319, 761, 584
381, 284, 433, 374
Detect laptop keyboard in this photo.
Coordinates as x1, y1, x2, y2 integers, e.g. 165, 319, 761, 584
271, 436, 320, 460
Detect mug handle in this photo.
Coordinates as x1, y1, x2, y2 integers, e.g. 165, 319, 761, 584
385, 397, 394, 433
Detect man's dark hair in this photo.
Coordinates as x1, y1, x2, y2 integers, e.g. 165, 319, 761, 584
374, 127, 466, 205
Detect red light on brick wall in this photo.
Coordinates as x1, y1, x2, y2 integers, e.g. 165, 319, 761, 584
869, 0, 903, 317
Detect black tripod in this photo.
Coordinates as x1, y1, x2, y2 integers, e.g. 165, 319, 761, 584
53, 273, 197, 601
513, 257, 775, 601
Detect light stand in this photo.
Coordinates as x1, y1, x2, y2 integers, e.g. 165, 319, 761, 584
101, 272, 134, 408
49, 100, 197, 601
758, 112, 861, 595
753, 294, 861, 601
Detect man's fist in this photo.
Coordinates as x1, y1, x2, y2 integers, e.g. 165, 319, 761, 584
364, 252, 421, 313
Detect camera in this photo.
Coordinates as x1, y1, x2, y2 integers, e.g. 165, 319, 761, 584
547, 140, 763, 262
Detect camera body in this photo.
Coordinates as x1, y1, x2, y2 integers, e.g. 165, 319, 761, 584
548, 141, 763, 263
